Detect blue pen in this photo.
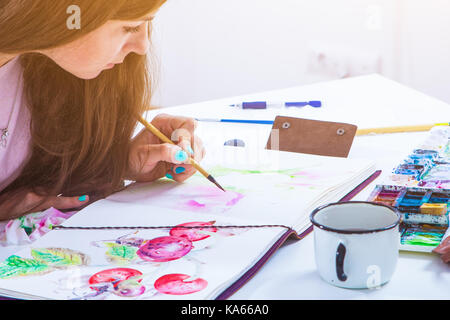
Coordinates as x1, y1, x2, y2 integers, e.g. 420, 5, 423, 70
229, 100, 322, 109
196, 118, 274, 125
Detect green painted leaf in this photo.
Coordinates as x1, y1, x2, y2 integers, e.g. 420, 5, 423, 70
105, 243, 138, 264
0, 255, 49, 279
31, 248, 88, 267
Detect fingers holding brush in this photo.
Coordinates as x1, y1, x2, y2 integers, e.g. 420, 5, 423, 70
136, 114, 223, 191
166, 164, 196, 182
167, 137, 206, 182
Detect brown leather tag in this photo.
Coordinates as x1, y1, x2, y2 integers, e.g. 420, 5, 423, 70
266, 116, 357, 158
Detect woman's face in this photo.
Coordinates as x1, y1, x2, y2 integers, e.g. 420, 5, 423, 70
40, 14, 154, 79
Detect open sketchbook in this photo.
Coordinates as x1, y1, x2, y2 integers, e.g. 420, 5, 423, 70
0, 147, 377, 300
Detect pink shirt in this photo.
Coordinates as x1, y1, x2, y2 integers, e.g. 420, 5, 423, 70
0, 56, 32, 192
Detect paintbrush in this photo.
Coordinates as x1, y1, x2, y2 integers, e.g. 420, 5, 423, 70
137, 115, 226, 192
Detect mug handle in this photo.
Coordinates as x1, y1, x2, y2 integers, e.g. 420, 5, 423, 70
336, 241, 347, 282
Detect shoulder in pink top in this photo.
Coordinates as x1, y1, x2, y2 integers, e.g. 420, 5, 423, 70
0, 56, 32, 192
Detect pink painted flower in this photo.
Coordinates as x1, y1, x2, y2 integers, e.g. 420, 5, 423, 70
137, 236, 193, 262
154, 273, 207, 295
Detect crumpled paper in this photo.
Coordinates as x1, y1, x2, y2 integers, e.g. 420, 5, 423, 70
0, 207, 77, 246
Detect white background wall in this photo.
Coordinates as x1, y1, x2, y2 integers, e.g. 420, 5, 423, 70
150, 0, 450, 107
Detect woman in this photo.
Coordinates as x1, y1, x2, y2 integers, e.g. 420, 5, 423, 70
0, 0, 205, 220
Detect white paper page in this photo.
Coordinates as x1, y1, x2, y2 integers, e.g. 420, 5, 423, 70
0, 204, 285, 300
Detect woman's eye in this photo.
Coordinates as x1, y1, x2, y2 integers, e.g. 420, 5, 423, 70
123, 25, 141, 33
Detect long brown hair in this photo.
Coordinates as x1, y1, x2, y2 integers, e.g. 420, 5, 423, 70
0, 0, 165, 213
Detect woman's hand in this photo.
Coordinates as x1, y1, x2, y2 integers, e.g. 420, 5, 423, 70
126, 113, 206, 183
0, 189, 89, 221
433, 236, 450, 264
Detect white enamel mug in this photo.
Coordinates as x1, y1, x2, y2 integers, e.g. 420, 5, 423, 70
310, 201, 400, 289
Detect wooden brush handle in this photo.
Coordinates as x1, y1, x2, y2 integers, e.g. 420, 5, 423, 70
137, 115, 208, 177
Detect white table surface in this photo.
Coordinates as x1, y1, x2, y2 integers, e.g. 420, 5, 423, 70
1, 74, 449, 299
143, 74, 450, 299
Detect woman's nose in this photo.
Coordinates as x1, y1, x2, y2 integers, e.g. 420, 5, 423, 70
128, 25, 150, 56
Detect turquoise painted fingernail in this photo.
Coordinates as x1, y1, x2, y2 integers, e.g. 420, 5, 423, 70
175, 166, 186, 174
166, 173, 173, 180
187, 146, 194, 155
78, 195, 87, 202
175, 150, 188, 162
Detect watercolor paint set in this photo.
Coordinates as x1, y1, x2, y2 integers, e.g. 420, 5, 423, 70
386, 126, 450, 188
367, 126, 450, 252
368, 184, 449, 252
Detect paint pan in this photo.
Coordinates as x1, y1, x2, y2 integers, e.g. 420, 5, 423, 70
420, 203, 447, 215
428, 190, 450, 203
420, 190, 450, 215
394, 164, 424, 179
396, 189, 427, 213
421, 164, 450, 182
399, 223, 447, 248
367, 185, 402, 206
374, 189, 401, 206
403, 157, 434, 172
410, 149, 438, 160
417, 180, 450, 188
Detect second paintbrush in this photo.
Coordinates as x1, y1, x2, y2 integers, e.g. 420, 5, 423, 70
137, 115, 226, 192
